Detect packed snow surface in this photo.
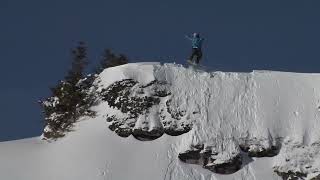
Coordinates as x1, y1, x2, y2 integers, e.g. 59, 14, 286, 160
1, 63, 320, 180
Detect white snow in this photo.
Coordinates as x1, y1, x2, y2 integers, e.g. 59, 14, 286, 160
1, 63, 320, 180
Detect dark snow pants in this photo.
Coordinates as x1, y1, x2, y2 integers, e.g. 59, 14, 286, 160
189, 48, 202, 64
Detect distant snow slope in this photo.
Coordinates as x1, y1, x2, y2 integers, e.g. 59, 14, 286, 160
1, 63, 320, 180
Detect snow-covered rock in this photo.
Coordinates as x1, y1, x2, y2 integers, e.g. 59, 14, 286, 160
1, 62, 320, 180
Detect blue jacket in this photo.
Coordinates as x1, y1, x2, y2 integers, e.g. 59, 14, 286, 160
186, 35, 204, 49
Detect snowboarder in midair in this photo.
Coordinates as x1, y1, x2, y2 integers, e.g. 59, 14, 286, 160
186, 32, 204, 65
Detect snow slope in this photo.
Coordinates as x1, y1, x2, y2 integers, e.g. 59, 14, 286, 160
1, 62, 320, 180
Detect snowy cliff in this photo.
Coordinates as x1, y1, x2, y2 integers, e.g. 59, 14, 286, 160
1, 62, 320, 180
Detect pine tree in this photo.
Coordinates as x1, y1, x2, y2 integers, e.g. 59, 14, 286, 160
40, 42, 96, 139
96, 49, 129, 73
40, 44, 130, 139
65, 41, 88, 85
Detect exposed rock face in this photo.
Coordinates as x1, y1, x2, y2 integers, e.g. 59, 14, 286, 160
107, 117, 132, 137
101, 79, 160, 118
179, 142, 242, 174
132, 128, 164, 141
100, 79, 192, 140
272, 141, 320, 180
239, 137, 281, 157
178, 137, 285, 175
162, 99, 192, 136
274, 169, 307, 180
204, 155, 242, 174
178, 149, 203, 164
178, 144, 204, 164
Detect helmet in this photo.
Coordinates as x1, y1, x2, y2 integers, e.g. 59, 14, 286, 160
193, 32, 200, 38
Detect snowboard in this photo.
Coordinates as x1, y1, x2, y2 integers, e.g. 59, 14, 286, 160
187, 59, 196, 65
187, 59, 204, 68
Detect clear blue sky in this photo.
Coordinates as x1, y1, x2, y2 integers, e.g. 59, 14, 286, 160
1, 0, 320, 141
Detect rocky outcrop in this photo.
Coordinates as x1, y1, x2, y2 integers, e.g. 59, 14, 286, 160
239, 137, 281, 157
240, 143, 280, 157
178, 144, 205, 164
272, 141, 320, 180
179, 143, 242, 174
101, 79, 160, 118
179, 137, 284, 175
204, 154, 242, 174
274, 169, 307, 180
132, 128, 164, 141
100, 79, 193, 140
107, 116, 132, 137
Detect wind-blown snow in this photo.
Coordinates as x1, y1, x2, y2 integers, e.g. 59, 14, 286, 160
1, 63, 320, 180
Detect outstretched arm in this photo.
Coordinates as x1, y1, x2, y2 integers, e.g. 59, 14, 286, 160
185, 35, 192, 40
